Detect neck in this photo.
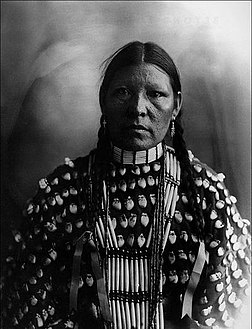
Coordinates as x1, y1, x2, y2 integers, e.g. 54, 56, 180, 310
112, 142, 165, 164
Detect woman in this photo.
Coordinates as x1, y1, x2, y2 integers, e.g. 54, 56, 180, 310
2, 41, 250, 329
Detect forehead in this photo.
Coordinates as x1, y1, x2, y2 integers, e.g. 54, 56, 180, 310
109, 63, 172, 89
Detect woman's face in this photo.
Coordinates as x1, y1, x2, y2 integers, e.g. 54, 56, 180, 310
104, 63, 179, 151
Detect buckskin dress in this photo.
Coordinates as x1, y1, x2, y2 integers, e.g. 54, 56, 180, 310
1, 143, 251, 329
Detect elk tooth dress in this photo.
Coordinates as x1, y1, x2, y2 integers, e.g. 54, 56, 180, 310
1, 143, 251, 329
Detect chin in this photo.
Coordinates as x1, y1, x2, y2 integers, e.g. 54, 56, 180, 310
118, 138, 157, 151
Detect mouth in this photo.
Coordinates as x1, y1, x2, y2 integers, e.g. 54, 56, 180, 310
127, 124, 149, 131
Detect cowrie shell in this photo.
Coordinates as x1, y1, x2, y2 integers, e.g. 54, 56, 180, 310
128, 214, 137, 228
137, 234, 146, 248
216, 200, 225, 209
218, 293, 225, 305
127, 234, 134, 247
138, 178, 146, 189
55, 194, 63, 205
232, 213, 240, 222
168, 251, 176, 264
128, 178, 136, 189
48, 197, 56, 206
221, 310, 228, 322
48, 249, 57, 261
75, 220, 83, 228
112, 198, 121, 210
180, 269, 189, 284
194, 177, 202, 187
111, 217, 117, 229
193, 164, 202, 173
70, 187, 78, 195
217, 173, 225, 181
153, 162, 161, 171
216, 282, 224, 292
142, 164, 150, 173
62, 189, 69, 198
215, 220, 224, 229
238, 278, 247, 288
39, 178, 47, 189
218, 301, 226, 312
110, 164, 116, 177
85, 274, 94, 287
65, 222, 72, 233
201, 306, 212, 316
211, 175, 218, 182
217, 182, 224, 190
209, 185, 217, 193
185, 212, 193, 221
237, 249, 245, 259
191, 234, 198, 243
147, 175, 155, 186
168, 270, 178, 283
29, 277, 37, 285
209, 240, 220, 248
119, 167, 126, 176
64, 157, 74, 167
203, 179, 210, 189
119, 180, 127, 192
181, 194, 188, 204
110, 169, 116, 177
131, 166, 140, 175
125, 196, 134, 210
230, 195, 237, 204
62, 173, 71, 180
188, 252, 195, 263
202, 198, 207, 210
217, 247, 225, 256
141, 213, 149, 227
70, 204, 77, 214
51, 177, 59, 185
228, 292, 236, 304
169, 231, 177, 244
117, 235, 125, 247
233, 299, 242, 308
178, 250, 187, 260
119, 214, 128, 228
210, 272, 222, 282
110, 183, 117, 193
174, 211, 183, 223
138, 195, 147, 208
230, 234, 237, 244
180, 231, 188, 242
199, 296, 208, 305
232, 269, 242, 279
206, 170, 213, 178
45, 186, 51, 194
204, 318, 216, 327
150, 194, 156, 205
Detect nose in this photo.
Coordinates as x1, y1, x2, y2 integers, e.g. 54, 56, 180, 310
127, 92, 148, 117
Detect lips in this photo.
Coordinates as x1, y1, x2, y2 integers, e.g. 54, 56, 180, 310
127, 124, 149, 131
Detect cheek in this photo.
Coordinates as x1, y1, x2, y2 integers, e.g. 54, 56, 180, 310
151, 104, 173, 126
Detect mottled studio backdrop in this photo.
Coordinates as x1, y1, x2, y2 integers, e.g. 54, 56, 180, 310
1, 2, 251, 251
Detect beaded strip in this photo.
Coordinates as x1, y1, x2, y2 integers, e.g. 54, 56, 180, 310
95, 144, 181, 329
112, 142, 163, 164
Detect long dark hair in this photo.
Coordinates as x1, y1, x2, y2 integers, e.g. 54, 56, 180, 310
96, 41, 204, 237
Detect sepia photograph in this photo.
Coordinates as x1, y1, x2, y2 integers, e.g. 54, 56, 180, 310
1, 2, 251, 328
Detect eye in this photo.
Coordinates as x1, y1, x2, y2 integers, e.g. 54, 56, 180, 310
147, 90, 165, 98
113, 87, 131, 99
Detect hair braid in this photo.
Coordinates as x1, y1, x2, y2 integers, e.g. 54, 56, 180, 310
173, 117, 205, 239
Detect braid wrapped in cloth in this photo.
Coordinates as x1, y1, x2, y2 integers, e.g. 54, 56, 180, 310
1, 148, 251, 329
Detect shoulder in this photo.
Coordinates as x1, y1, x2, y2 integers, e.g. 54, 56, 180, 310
188, 149, 227, 189
23, 152, 95, 219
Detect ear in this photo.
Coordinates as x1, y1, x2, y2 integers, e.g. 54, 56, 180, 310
172, 91, 183, 118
